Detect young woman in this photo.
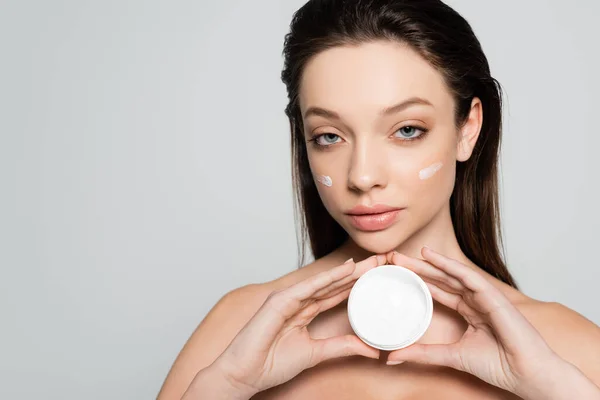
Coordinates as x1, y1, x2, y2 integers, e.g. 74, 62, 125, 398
158, 0, 600, 398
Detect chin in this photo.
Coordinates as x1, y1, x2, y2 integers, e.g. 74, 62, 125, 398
346, 227, 409, 255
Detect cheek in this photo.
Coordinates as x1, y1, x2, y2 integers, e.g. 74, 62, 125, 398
390, 153, 456, 204
307, 152, 344, 211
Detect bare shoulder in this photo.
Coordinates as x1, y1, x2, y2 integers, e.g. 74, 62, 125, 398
157, 282, 272, 399
516, 298, 600, 385
157, 255, 339, 399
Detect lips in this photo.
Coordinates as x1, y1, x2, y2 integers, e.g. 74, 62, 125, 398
345, 204, 404, 232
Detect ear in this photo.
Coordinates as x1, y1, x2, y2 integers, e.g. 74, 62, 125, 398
456, 97, 483, 162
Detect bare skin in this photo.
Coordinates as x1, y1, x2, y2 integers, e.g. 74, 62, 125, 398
251, 248, 523, 399
252, 247, 600, 399
157, 239, 600, 399
157, 41, 600, 399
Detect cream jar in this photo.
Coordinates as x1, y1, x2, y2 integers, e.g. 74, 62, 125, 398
347, 264, 433, 350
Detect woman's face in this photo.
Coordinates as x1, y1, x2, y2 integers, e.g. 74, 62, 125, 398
298, 40, 481, 254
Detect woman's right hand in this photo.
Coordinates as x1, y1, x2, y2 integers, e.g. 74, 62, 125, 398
205, 254, 387, 397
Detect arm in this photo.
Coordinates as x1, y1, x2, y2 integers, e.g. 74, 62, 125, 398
181, 361, 258, 400
518, 354, 600, 400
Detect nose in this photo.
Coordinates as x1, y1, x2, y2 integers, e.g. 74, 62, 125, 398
347, 138, 387, 192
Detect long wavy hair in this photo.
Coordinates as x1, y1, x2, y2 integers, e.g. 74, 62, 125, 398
280, 0, 518, 288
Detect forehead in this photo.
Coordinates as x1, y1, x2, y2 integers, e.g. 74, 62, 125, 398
298, 40, 454, 117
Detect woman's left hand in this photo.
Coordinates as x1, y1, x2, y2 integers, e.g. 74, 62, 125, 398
385, 246, 566, 398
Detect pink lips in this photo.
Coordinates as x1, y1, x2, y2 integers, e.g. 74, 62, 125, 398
345, 204, 404, 232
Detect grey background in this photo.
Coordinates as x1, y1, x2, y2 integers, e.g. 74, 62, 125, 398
1, 0, 598, 399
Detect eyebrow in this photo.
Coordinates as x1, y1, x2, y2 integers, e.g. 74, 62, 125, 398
303, 96, 434, 121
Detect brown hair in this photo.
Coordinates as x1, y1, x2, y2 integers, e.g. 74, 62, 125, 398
280, 0, 518, 288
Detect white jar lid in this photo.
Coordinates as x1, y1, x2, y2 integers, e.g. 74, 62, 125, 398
347, 264, 433, 350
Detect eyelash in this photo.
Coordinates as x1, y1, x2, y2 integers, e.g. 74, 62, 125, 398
307, 125, 430, 150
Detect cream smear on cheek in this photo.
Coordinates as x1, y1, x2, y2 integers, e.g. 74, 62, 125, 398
316, 175, 333, 187
418, 161, 443, 180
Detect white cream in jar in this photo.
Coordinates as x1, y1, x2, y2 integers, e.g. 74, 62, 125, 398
347, 265, 433, 350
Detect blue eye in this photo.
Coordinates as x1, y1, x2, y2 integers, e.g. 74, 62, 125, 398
314, 133, 341, 146
395, 126, 426, 140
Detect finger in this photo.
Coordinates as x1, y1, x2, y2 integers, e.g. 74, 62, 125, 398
417, 247, 505, 312
352, 254, 388, 278
314, 280, 354, 301
420, 246, 491, 294
423, 280, 538, 357
425, 281, 461, 309
312, 259, 357, 298
424, 281, 480, 323
290, 274, 358, 325
292, 286, 349, 328
385, 251, 395, 264
260, 255, 387, 337
420, 248, 547, 352
285, 258, 356, 306
310, 334, 380, 367
298, 264, 375, 326
315, 286, 352, 313
312, 254, 386, 298
420, 247, 515, 312
297, 283, 354, 324
420, 247, 525, 312
388, 251, 464, 293
387, 343, 460, 370
247, 260, 355, 339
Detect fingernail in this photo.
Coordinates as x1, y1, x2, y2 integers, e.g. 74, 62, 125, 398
386, 360, 405, 365
344, 258, 354, 264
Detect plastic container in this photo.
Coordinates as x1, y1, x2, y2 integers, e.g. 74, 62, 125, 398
347, 264, 433, 350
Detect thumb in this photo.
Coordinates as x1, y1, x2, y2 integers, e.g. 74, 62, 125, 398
386, 343, 460, 369
310, 335, 380, 367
